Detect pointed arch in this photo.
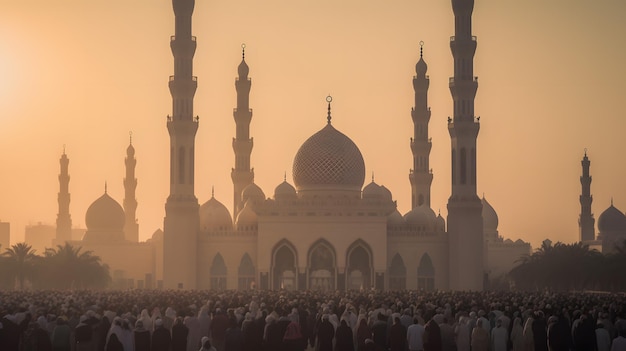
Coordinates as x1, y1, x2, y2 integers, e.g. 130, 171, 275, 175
345, 239, 374, 290
307, 238, 337, 291
238, 253, 255, 290
210, 253, 227, 290
389, 253, 406, 290
271, 239, 298, 290
417, 253, 435, 291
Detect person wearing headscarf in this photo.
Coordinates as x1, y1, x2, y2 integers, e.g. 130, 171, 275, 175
134, 320, 151, 351
455, 316, 470, 351
470, 319, 489, 351
51, 317, 72, 351
106, 333, 124, 351
164, 308, 177, 332
224, 319, 243, 351
199, 336, 217, 351
75, 315, 94, 351
532, 311, 548, 351
96, 316, 112, 351
491, 318, 508, 351
211, 308, 229, 351
185, 314, 201, 351
152, 318, 172, 351
371, 313, 388, 350
424, 317, 442, 351
510, 317, 525, 351
388, 316, 406, 351
138, 310, 153, 335
439, 316, 455, 351
198, 306, 211, 341
523, 316, 535, 351
335, 319, 355, 351
595, 321, 611, 351
282, 312, 304, 351
172, 317, 189, 351
317, 315, 335, 351
356, 317, 372, 351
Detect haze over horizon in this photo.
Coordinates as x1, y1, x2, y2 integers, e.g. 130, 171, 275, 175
1, 0, 625, 251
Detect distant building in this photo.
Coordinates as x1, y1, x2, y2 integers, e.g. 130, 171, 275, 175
25, 223, 55, 255
0, 221, 9, 250
50, 0, 530, 290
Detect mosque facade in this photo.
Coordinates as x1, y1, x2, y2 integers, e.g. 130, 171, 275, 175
54, 0, 532, 290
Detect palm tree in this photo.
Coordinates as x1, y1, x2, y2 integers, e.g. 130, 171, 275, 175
41, 243, 110, 289
3, 242, 38, 289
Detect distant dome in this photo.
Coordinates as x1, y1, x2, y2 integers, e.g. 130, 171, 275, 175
236, 201, 257, 229
274, 180, 297, 200
387, 209, 405, 228
293, 123, 365, 192
380, 185, 393, 201
151, 229, 163, 241
85, 192, 125, 232
363, 181, 383, 199
481, 196, 499, 231
598, 204, 626, 233
404, 204, 436, 230
200, 196, 233, 231
242, 183, 265, 204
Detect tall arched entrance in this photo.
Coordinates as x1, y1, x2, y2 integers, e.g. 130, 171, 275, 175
389, 253, 406, 290
345, 240, 373, 290
271, 240, 298, 290
417, 253, 435, 291
307, 239, 336, 291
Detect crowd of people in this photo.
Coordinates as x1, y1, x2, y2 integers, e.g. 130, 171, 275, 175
0, 289, 625, 351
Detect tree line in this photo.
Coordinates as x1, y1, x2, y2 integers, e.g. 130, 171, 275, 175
508, 240, 626, 292
0, 242, 111, 290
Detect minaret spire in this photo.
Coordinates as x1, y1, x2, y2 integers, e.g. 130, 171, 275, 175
231, 43, 255, 219
447, 0, 484, 291
56, 147, 72, 242
124, 133, 139, 242
579, 149, 595, 242
163, 0, 200, 290
409, 41, 433, 208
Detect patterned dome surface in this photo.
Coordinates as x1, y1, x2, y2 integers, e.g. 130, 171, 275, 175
85, 192, 125, 231
293, 123, 365, 191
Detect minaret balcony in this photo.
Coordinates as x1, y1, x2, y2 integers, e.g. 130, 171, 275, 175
170, 35, 197, 57
450, 35, 477, 42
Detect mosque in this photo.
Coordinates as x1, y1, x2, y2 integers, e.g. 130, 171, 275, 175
52, 0, 534, 291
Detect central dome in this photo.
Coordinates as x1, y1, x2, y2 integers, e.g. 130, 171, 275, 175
293, 123, 365, 192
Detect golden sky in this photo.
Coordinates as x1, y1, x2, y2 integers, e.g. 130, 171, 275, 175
1, 0, 625, 250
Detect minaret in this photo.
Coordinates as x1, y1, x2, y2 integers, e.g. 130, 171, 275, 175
163, 0, 200, 289
231, 44, 255, 219
579, 149, 595, 242
446, 0, 484, 291
409, 42, 433, 208
56, 147, 72, 242
123, 133, 139, 242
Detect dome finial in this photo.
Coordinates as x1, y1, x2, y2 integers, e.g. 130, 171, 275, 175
104, 181, 108, 194
371, 172, 375, 182
212, 186, 215, 198
62, 144, 66, 155
284, 171, 287, 182
419, 40, 424, 58
241, 43, 246, 60
611, 197, 614, 206
129, 131, 133, 145
584, 147, 587, 157
326, 95, 333, 124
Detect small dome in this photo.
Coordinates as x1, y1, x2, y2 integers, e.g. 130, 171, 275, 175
481, 196, 499, 231
85, 192, 125, 232
387, 209, 405, 228
435, 213, 446, 232
200, 196, 233, 231
598, 203, 626, 233
293, 123, 365, 192
416, 57, 428, 76
380, 185, 393, 201
236, 201, 258, 229
274, 180, 297, 200
404, 204, 435, 230
238, 58, 249, 78
242, 183, 265, 204
362, 181, 383, 199
151, 229, 163, 240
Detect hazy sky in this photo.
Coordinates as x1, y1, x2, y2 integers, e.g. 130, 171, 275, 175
1, 0, 625, 250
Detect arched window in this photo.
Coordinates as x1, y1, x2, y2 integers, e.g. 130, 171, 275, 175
210, 253, 227, 290
346, 240, 373, 290
271, 240, 297, 290
238, 253, 255, 290
389, 253, 406, 290
307, 240, 336, 291
417, 253, 435, 291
